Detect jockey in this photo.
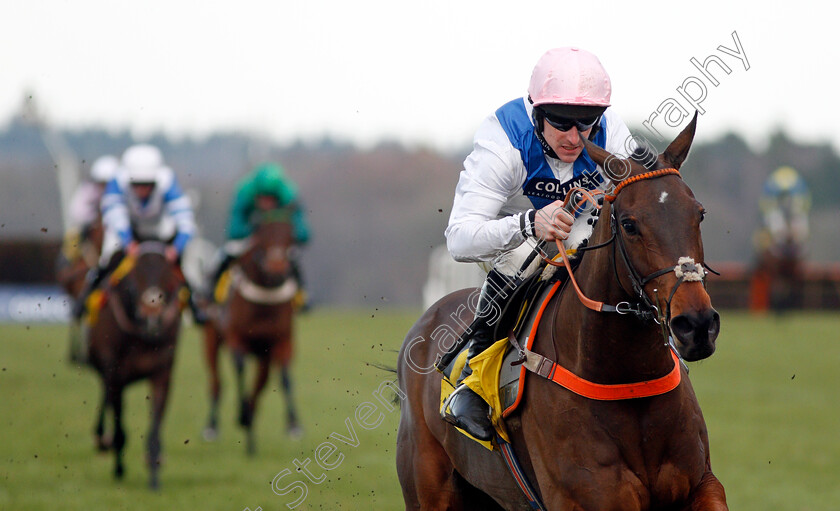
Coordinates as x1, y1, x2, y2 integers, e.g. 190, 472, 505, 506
72, 144, 199, 320
758, 166, 811, 249
69, 155, 120, 237
59, 155, 119, 268
443, 47, 636, 440
208, 162, 310, 304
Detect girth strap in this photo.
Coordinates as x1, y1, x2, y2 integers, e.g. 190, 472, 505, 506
497, 436, 547, 510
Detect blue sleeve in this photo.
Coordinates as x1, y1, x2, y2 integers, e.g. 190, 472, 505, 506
101, 178, 133, 245
162, 176, 196, 253
172, 232, 191, 254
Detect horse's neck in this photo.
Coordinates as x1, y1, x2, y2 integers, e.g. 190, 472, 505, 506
551, 212, 673, 384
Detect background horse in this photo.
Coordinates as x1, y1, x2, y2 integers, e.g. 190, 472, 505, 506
202, 215, 302, 454
87, 241, 185, 489
396, 116, 728, 510
749, 231, 806, 312
56, 218, 104, 363
749, 167, 810, 312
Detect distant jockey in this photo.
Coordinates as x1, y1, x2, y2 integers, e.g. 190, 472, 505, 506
757, 166, 811, 251
59, 155, 120, 265
70, 155, 120, 236
73, 144, 202, 321
208, 162, 310, 307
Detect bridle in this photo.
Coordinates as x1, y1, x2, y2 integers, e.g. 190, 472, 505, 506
107, 243, 185, 341
543, 168, 716, 332
512, 170, 703, 403
229, 221, 298, 305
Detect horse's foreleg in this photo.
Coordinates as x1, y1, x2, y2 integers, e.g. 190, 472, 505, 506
94, 382, 110, 451
243, 357, 271, 455
146, 370, 172, 490
111, 385, 126, 480
232, 347, 250, 428
687, 470, 728, 511
202, 325, 223, 441
272, 340, 301, 438
67, 320, 84, 364
279, 366, 302, 438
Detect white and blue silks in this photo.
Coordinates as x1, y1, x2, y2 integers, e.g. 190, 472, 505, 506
445, 96, 634, 276
100, 168, 196, 263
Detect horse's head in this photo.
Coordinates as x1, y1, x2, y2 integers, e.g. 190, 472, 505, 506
241, 213, 296, 287
116, 242, 184, 341
583, 114, 720, 361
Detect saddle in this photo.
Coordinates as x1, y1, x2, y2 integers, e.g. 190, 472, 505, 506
82, 256, 136, 326
439, 275, 562, 448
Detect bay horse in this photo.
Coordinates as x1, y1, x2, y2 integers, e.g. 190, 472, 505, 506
202, 213, 302, 454
750, 233, 806, 312
56, 218, 104, 363
87, 241, 185, 489
396, 115, 728, 510
57, 218, 104, 297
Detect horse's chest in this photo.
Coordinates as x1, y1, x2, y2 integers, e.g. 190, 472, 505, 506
522, 412, 704, 510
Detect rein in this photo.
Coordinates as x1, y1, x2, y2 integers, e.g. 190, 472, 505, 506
105, 249, 185, 340
540, 187, 656, 320
541, 168, 707, 324
522, 168, 711, 400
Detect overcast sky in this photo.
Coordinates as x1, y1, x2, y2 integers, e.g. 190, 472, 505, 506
3, 0, 836, 153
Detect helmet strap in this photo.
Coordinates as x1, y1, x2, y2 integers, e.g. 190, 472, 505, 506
530, 98, 602, 159
587, 118, 601, 139
531, 107, 560, 160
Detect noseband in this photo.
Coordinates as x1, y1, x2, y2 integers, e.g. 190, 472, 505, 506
546, 169, 714, 328
107, 244, 184, 341
606, 169, 716, 329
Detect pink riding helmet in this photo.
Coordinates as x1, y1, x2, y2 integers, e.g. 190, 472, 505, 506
528, 47, 611, 108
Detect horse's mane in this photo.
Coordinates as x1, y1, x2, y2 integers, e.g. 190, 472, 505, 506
628, 144, 660, 170
630, 146, 650, 163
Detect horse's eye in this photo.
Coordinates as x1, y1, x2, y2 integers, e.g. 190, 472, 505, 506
699, 209, 706, 222
621, 219, 639, 236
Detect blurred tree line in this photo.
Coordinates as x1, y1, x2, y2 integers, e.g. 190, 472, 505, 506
0, 117, 837, 306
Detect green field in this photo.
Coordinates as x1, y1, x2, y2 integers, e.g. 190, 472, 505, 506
1, 309, 839, 510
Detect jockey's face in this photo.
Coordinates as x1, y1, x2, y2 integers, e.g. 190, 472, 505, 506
256, 194, 279, 211
542, 122, 592, 163
131, 183, 155, 201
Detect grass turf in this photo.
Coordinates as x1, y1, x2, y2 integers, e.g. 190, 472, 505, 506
0, 309, 838, 510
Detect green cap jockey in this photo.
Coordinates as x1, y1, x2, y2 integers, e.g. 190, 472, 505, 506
227, 163, 310, 243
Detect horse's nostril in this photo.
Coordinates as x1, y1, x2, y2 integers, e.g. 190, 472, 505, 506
708, 309, 721, 339
670, 315, 693, 338
672, 309, 720, 343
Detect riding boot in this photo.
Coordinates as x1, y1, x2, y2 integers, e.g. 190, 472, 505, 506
290, 259, 309, 312
184, 281, 209, 325
72, 251, 126, 320
444, 270, 518, 441
209, 252, 235, 302
71, 266, 107, 319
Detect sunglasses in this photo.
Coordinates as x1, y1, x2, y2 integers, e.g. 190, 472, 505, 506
542, 112, 600, 132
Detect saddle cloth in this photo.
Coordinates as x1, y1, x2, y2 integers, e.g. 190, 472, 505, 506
83, 256, 137, 326
439, 280, 561, 450
214, 268, 303, 309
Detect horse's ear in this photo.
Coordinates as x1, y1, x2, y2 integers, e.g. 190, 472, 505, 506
662, 111, 698, 170
581, 137, 634, 184
581, 137, 644, 183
